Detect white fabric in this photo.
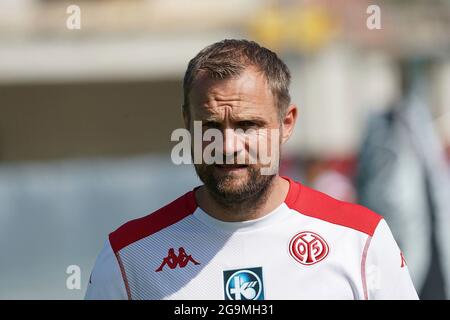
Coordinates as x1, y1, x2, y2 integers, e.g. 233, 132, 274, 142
85, 240, 127, 300
85, 198, 418, 300
366, 219, 418, 299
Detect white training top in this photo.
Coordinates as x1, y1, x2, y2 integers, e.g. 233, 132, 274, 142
85, 176, 418, 300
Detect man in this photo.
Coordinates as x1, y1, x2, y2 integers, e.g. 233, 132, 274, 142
85, 39, 418, 300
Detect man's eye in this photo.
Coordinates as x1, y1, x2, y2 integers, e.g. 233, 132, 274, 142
238, 121, 258, 128
203, 121, 221, 129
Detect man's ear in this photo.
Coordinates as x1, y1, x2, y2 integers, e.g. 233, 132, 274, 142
281, 104, 298, 144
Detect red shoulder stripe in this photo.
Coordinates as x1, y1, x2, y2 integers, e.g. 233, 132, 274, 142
284, 177, 382, 236
109, 190, 197, 253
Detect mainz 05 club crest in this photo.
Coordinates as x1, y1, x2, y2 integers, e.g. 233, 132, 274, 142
289, 231, 329, 265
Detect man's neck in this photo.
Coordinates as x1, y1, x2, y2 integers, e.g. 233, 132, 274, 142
195, 175, 290, 222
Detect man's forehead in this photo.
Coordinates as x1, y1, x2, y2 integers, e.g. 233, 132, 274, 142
189, 69, 275, 113
195, 105, 267, 122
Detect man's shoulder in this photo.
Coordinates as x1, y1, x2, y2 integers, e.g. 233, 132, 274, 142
108, 190, 197, 253
286, 178, 383, 236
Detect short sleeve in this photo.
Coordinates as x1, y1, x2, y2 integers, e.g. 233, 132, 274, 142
365, 219, 419, 299
85, 240, 128, 300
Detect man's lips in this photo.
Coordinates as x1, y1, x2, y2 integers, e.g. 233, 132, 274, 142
214, 164, 248, 172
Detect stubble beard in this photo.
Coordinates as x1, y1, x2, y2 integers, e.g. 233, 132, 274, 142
194, 163, 277, 212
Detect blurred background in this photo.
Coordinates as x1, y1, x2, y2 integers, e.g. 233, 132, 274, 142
0, 0, 449, 299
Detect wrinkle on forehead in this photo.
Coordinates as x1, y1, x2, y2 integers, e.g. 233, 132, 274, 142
189, 67, 276, 120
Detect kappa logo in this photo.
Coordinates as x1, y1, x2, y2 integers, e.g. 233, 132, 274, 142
155, 247, 200, 272
400, 251, 407, 268
289, 231, 329, 265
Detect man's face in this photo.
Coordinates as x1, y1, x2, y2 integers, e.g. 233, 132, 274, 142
185, 67, 284, 203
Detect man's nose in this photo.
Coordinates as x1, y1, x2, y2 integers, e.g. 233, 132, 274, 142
222, 128, 244, 157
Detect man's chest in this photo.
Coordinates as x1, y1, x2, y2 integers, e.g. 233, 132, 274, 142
119, 228, 365, 300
